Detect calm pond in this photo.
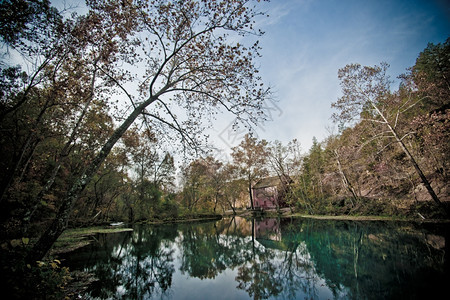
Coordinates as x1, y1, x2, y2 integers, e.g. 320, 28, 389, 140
60, 217, 449, 299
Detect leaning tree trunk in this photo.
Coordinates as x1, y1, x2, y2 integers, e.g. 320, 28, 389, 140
371, 104, 449, 218
394, 132, 449, 217
26, 98, 154, 263
334, 150, 358, 206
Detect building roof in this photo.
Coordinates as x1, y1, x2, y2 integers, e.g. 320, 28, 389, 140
253, 175, 292, 189
252, 176, 280, 189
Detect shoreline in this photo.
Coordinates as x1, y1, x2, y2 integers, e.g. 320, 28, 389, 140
57, 211, 448, 298
54, 212, 449, 256
287, 214, 450, 223
231, 208, 450, 223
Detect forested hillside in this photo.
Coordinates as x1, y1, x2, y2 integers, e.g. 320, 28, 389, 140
178, 40, 450, 219
309, 40, 449, 217
0, 0, 448, 276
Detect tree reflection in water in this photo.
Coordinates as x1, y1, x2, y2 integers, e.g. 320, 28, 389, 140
61, 217, 449, 299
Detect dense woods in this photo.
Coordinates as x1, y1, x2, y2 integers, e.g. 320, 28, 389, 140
0, 0, 272, 263
182, 39, 449, 220
0, 0, 449, 297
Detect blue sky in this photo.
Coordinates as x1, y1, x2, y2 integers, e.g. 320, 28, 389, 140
50, 0, 449, 158
210, 0, 449, 156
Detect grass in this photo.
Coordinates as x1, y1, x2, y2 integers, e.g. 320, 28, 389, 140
287, 213, 450, 222
290, 214, 401, 221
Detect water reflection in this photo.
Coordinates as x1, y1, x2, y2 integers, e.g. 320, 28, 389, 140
60, 217, 449, 299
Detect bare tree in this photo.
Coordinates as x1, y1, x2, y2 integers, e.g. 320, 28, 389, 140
332, 63, 448, 217
26, 0, 272, 262
231, 134, 268, 210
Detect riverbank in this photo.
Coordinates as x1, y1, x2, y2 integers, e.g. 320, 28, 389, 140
54, 211, 448, 298
58, 212, 449, 300
289, 214, 450, 223
52, 211, 448, 258
232, 207, 450, 223
56, 215, 221, 298
53, 214, 223, 254
140, 213, 222, 225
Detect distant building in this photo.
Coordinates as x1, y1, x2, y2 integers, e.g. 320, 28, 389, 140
254, 218, 281, 241
254, 218, 287, 250
251, 175, 292, 209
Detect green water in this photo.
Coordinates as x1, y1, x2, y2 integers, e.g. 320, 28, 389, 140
60, 217, 449, 299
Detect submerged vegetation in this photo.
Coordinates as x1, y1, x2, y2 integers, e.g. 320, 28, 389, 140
52, 227, 134, 254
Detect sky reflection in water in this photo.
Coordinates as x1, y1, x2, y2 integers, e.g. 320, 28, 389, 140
60, 217, 449, 299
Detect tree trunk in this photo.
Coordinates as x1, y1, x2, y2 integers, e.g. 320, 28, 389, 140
0, 136, 39, 205
24, 64, 99, 226
22, 165, 61, 234
248, 178, 254, 210
229, 202, 236, 215
213, 193, 219, 214
395, 134, 449, 217
128, 206, 134, 223
372, 103, 449, 218
251, 218, 255, 257
275, 188, 280, 213
26, 98, 155, 263
334, 150, 358, 206
24, 61, 106, 233
0, 92, 54, 204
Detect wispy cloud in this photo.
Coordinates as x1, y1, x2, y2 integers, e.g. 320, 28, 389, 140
208, 0, 449, 153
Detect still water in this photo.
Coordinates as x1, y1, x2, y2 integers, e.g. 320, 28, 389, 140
60, 217, 449, 299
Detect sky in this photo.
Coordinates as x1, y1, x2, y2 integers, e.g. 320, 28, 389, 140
48, 0, 450, 161
208, 0, 450, 158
